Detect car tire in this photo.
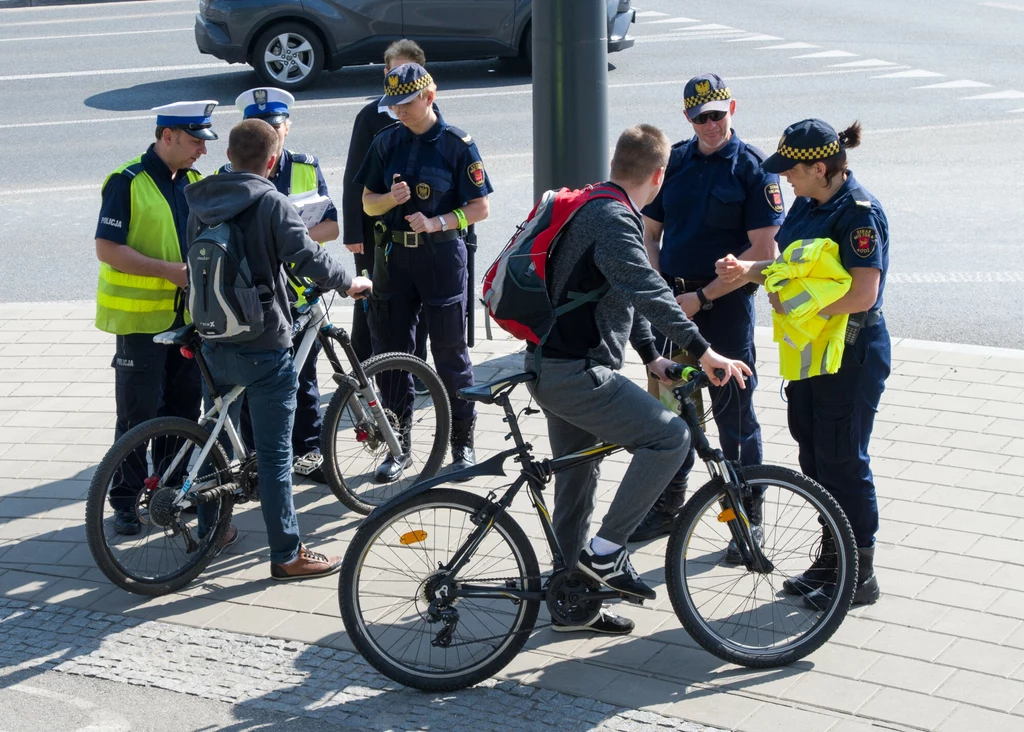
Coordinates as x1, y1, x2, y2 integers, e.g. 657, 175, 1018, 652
252, 22, 325, 91
516, 22, 532, 74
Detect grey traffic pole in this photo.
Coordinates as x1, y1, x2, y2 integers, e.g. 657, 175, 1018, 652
532, 0, 609, 200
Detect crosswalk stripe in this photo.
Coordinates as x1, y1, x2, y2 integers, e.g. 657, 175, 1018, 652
962, 90, 1024, 99
829, 59, 898, 68
792, 50, 858, 58
725, 34, 783, 42
872, 69, 945, 79
915, 80, 992, 89
759, 42, 819, 49
640, 17, 700, 24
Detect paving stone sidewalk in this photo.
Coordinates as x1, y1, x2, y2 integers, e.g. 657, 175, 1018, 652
2, 300, 1024, 732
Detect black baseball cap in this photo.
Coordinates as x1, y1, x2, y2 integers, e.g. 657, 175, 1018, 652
762, 118, 842, 173
378, 62, 434, 112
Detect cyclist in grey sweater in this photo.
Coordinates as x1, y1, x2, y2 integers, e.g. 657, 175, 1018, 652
526, 124, 751, 635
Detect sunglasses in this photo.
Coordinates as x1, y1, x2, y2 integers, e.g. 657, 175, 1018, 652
690, 110, 727, 125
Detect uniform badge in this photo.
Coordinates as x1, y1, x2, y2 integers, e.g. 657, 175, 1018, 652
851, 227, 877, 258
204, 103, 216, 117
695, 80, 711, 95
254, 89, 268, 110
467, 161, 485, 187
764, 183, 784, 214
416, 182, 431, 200
388, 75, 399, 89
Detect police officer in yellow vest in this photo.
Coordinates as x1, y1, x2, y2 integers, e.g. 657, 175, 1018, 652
221, 88, 339, 483
95, 100, 217, 536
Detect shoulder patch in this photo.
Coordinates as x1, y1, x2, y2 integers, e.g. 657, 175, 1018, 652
764, 182, 784, 214
850, 227, 878, 259
445, 125, 473, 146
467, 160, 485, 188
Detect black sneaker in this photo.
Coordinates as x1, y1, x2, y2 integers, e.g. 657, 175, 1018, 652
577, 545, 656, 601
413, 376, 430, 396
113, 508, 141, 536
552, 607, 634, 635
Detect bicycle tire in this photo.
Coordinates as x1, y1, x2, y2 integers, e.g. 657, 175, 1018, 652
339, 488, 541, 691
85, 417, 234, 596
666, 464, 857, 667
321, 353, 451, 514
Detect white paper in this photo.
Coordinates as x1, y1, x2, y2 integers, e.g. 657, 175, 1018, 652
289, 191, 332, 229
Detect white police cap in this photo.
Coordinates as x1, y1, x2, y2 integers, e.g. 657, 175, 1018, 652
151, 100, 219, 140
235, 87, 294, 124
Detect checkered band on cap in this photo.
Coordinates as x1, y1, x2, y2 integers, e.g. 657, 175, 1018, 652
684, 87, 731, 109
384, 71, 434, 98
777, 139, 841, 161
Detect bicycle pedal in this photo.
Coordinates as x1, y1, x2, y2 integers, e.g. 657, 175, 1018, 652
618, 593, 644, 606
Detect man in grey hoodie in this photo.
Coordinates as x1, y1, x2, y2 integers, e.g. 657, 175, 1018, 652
185, 119, 372, 581
527, 124, 751, 634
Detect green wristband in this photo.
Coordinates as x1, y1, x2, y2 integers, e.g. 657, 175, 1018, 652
452, 208, 468, 231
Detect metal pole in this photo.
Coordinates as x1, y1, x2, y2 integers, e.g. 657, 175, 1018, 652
532, 0, 609, 200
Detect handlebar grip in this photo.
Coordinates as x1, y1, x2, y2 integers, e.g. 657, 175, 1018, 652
713, 368, 726, 380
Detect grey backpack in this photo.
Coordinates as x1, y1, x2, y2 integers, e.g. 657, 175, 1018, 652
186, 218, 270, 342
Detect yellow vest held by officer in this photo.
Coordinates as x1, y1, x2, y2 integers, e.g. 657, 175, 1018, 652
95, 159, 201, 335
762, 238, 852, 381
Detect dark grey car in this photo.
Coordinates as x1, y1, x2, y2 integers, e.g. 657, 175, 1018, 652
195, 0, 635, 90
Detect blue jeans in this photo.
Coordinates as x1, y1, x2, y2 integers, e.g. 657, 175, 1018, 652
202, 343, 301, 565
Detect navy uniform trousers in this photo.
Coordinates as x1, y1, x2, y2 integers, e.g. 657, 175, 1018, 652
369, 237, 475, 425
110, 332, 202, 510
785, 319, 891, 548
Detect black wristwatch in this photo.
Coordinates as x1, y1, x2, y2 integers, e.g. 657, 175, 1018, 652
696, 288, 713, 311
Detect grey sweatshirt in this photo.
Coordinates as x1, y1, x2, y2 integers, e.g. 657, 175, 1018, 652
184, 173, 352, 350
529, 184, 709, 369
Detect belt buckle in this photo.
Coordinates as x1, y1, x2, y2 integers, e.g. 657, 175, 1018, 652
404, 232, 419, 248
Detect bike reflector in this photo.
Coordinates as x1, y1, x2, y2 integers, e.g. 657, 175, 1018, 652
400, 530, 428, 545
718, 508, 737, 522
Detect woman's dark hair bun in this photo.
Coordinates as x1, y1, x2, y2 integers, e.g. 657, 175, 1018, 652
838, 121, 862, 150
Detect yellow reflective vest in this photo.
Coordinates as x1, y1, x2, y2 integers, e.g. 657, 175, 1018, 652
763, 238, 851, 381
95, 157, 201, 335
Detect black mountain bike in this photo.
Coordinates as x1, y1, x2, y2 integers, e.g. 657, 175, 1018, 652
85, 284, 450, 596
339, 365, 858, 691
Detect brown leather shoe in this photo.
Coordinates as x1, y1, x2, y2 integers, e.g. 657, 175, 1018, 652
270, 544, 342, 582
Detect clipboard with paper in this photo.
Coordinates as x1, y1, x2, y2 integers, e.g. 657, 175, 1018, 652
289, 191, 333, 229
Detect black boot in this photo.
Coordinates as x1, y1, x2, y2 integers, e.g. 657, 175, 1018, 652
783, 526, 836, 596
628, 477, 687, 542
374, 417, 412, 484
450, 417, 476, 481
804, 545, 881, 610
724, 493, 764, 564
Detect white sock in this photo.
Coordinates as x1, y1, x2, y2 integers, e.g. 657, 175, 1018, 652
590, 536, 622, 556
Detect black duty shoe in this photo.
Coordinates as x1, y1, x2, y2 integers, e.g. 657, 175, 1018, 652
113, 508, 141, 536
413, 376, 430, 396
783, 527, 837, 596
577, 545, 656, 601
804, 545, 880, 610
450, 445, 476, 479
450, 417, 476, 482
552, 607, 635, 635
375, 453, 412, 483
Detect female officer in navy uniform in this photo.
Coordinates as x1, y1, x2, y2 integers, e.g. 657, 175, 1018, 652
717, 118, 890, 609
355, 62, 493, 481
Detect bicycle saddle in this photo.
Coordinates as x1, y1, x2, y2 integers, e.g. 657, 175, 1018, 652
457, 371, 536, 404
153, 323, 197, 347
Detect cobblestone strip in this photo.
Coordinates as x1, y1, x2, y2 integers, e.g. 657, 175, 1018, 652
0, 598, 723, 732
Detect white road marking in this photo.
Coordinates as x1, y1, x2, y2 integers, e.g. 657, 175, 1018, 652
759, 42, 820, 50
0, 27, 192, 43
0, 10, 196, 28
962, 90, 1024, 99
915, 79, 992, 89
633, 31, 749, 43
979, 1, 1024, 10
792, 50, 858, 58
888, 272, 1024, 283
828, 59, 898, 67
8, 683, 131, 732
725, 34, 783, 42
634, 10, 671, 17
641, 17, 700, 24
0, 183, 95, 196
872, 69, 945, 79
0, 62, 239, 82
1007, 107, 1024, 113
669, 23, 735, 31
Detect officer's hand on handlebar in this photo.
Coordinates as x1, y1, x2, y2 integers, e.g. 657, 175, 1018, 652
698, 347, 752, 388
390, 174, 411, 205
715, 254, 752, 284
346, 276, 373, 300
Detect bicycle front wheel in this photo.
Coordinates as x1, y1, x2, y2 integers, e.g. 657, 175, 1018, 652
85, 417, 234, 596
339, 488, 541, 691
322, 353, 451, 514
666, 464, 857, 667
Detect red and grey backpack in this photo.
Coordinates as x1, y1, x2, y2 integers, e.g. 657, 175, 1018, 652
481, 184, 631, 352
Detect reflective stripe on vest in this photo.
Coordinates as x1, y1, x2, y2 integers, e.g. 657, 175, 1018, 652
289, 159, 321, 307
95, 157, 201, 335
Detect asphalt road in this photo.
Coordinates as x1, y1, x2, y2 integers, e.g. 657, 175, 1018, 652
0, 0, 1022, 346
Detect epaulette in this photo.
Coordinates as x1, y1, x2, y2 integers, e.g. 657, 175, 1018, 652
372, 121, 402, 140
117, 162, 145, 180
288, 151, 318, 166
215, 164, 232, 175
671, 139, 688, 149
855, 199, 872, 208
444, 124, 474, 146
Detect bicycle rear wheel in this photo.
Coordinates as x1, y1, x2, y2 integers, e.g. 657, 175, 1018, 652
322, 353, 451, 514
666, 464, 857, 667
85, 417, 234, 596
339, 488, 540, 691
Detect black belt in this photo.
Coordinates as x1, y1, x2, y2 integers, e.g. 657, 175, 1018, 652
865, 309, 883, 327
390, 229, 459, 247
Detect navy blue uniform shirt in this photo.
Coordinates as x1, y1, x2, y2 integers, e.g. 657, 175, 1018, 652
354, 110, 494, 230
219, 149, 338, 223
776, 170, 889, 310
96, 144, 195, 258
642, 131, 785, 280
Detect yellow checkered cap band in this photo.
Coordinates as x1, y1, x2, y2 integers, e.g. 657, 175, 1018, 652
684, 87, 731, 109
777, 139, 841, 161
384, 72, 434, 98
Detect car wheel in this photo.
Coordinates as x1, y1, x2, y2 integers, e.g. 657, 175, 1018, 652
518, 23, 532, 74
252, 22, 325, 91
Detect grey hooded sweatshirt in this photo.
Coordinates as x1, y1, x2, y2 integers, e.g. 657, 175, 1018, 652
184, 172, 352, 350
